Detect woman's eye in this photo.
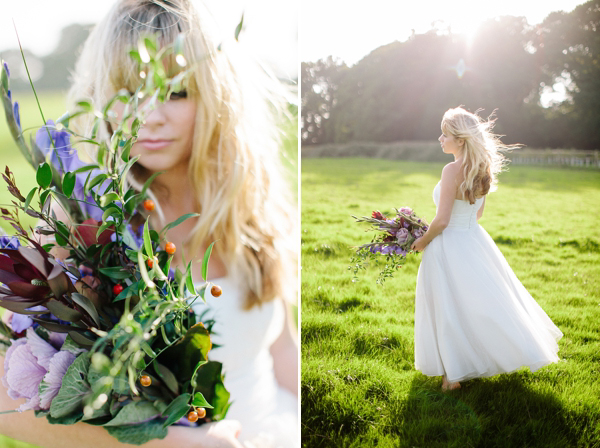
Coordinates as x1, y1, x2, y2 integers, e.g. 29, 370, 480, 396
169, 90, 187, 100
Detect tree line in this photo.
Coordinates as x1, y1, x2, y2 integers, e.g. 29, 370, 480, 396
301, 1, 600, 150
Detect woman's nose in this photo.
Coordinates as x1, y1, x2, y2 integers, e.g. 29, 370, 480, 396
144, 103, 167, 128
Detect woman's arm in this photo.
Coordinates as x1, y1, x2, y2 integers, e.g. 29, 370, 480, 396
477, 196, 486, 220
0, 356, 244, 448
411, 162, 460, 252
269, 301, 298, 397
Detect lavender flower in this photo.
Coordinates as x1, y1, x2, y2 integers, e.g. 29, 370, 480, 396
0, 236, 20, 250
9, 306, 47, 333
2, 328, 75, 412
3, 62, 9, 77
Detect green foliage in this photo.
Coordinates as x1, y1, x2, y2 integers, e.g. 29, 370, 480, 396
301, 158, 600, 447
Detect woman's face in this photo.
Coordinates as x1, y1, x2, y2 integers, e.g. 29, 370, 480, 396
439, 130, 464, 156
114, 95, 197, 174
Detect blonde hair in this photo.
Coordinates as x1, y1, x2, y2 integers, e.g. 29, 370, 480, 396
67, 0, 297, 308
441, 107, 516, 204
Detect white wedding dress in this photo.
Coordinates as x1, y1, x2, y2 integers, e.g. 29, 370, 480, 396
190, 275, 298, 448
414, 181, 563, 383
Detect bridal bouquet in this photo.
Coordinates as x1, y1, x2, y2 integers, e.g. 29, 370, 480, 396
0, 37, 229, 445
350, 208, 429, 284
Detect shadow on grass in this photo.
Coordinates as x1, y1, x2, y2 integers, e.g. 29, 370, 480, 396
391, 373, 585, 448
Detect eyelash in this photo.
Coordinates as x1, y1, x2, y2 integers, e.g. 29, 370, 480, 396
169, 90, 187, 100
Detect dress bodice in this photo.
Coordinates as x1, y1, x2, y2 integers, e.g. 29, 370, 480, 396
433, 181, 484, 229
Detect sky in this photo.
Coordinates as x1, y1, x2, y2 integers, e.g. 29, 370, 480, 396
300, 0, 587, 65
0, 0, 298, 79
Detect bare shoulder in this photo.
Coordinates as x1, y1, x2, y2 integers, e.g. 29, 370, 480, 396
441, 160, 462, 181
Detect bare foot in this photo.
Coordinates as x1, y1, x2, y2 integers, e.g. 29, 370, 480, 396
442, 376, 461, 391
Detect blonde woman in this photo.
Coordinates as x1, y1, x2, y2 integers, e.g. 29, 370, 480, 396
0, 0, 298, 447
410, 107, 562, 391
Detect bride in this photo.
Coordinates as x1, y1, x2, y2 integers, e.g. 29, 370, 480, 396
0, 1, 298, 447
410, 107, 562, 391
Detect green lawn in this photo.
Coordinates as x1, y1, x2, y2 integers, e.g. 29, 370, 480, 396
301, 158, 600, 447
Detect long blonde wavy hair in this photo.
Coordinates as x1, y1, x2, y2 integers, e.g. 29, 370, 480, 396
67, 0, 297, 308
441, 107, 516, 204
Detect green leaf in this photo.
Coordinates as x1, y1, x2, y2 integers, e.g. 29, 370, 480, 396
201, 241, 216, 282
158, 323, 211, 383
105, 419, 168, 445
76, 100, 93, 112
161, 213, 200, 236
71, 293, 101, 327
49, 354, 91, 418
23, 187, 37, 211
98, 266, 131, 279
100, 192, 120, 207
140, 171, 162, 198
191, 392, 214, 409
46, 299, 83, 323
234, 13, 244, 41
62, 172, 76, 198
162, 393, 190, 428
36, 162, 52, 188
143, 219, 153, 257
73, 164, 100, 174
153, 361, 179, 395
1, 61, 8, 92
185, 264, 196, 295
87, 173, 108, 192
105, 401, 160, 427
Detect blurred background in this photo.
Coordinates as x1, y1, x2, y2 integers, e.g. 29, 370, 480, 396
301, 0, 599, 165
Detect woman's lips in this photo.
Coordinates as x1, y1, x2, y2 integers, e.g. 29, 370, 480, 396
137, 139, 173, 150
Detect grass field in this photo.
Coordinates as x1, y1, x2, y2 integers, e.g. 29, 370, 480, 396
301, 158, 600, 447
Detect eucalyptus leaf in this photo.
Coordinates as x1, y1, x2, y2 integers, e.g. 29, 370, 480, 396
23, 187, 37, 211
46, 299, 83, 323
71, 293, 101, 327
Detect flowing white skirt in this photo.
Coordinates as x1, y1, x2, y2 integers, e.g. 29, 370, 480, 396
414, 223, 563, 383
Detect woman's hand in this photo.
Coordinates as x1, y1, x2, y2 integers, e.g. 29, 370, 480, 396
411, 237, 428, 252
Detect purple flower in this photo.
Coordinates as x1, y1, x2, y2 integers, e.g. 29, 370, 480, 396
35, 120, 110, 221
3, 62, 9, 77
0, 236, 20, 250
7, 90, 11, 101
412, 229, 424, 239
35, 121, 77, 173
13, 102, 20, 130
399, 207, 412, 215
9, 306, 47, 333
395, 247, 408, 256
2, 328, 75, 412
396, 228, 410, 245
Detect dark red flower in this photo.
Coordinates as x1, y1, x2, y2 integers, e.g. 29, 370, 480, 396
75, 219, 114, 247
372, 210, 385, 220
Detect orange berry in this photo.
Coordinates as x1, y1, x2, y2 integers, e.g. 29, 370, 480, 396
146, 259, 154, 269
211, 285, 222, 297
143, 199, 155, 211
165, 242, 176, 255
197, 407, 206, 419
113, 284, 124, 295
187, 410, 198, 422
140, 375, 152, 387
